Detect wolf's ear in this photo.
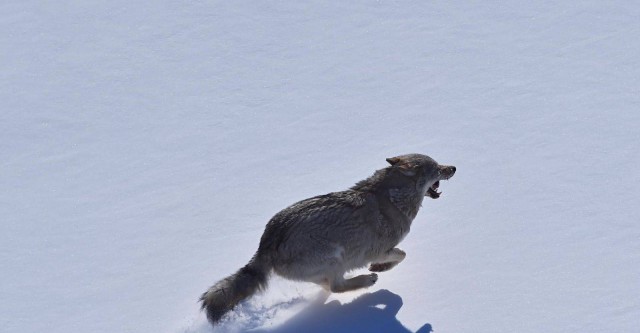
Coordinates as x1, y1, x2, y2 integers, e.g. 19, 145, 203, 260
386, 156, 416, 176
386, 157, 401, 165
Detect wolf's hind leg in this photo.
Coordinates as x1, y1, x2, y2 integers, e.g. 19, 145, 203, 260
369, 248, 406, 272
328, 273, 378, 293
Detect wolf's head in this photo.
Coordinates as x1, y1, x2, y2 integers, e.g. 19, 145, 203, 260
385, 154, 456, 199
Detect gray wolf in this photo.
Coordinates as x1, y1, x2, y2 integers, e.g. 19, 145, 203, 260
200, 153, 456, 324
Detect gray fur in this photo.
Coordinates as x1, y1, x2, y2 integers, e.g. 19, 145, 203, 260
200, 153, 456, 324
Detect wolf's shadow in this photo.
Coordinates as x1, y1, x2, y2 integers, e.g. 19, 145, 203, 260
254, 289, 433, 333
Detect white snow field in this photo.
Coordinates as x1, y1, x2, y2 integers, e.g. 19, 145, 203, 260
2, 1, 639, 332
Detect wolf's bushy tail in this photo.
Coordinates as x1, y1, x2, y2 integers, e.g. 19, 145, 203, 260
199, 255, 269, 324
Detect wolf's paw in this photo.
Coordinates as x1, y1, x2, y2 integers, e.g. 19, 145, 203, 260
368, 262, 396, 272
364, 273, 378, 287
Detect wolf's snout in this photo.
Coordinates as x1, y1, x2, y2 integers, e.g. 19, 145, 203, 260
442, 166, 456, 178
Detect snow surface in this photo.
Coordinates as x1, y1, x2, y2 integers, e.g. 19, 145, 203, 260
2, 1, 639, 333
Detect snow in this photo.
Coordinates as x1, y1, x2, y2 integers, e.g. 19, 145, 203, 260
1, 1, 639, 333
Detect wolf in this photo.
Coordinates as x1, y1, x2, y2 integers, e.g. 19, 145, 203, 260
200, 153, 456, 324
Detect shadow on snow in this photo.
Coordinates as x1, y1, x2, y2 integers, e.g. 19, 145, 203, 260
253, 289, 433, 333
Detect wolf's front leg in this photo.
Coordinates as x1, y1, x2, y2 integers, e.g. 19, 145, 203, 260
368, 248, 406, 272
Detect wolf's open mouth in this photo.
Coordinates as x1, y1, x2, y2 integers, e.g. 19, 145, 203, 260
427, 181, 441, 199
